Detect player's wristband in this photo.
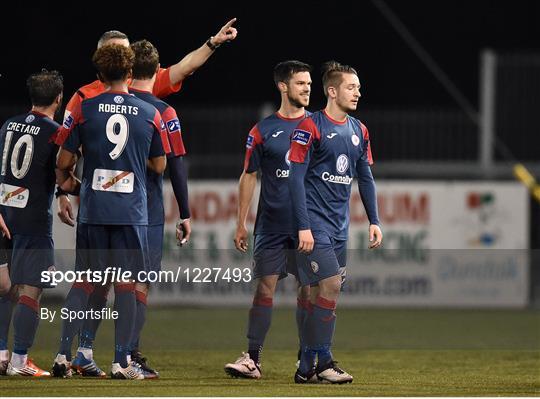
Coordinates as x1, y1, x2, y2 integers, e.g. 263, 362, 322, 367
206, 37, 220, 51
55, 186, 68, 198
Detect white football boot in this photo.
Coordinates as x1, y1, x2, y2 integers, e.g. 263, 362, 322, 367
110, 362, 144, 380
224, 352, 261, 379
316, 360, 353, 384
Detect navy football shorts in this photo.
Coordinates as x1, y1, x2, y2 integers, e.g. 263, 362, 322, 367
253, 233, 298, 280
295, 230, 347, 287
75, 223, 147, 277
8, 234, 54, 289
146, 224, 164, 273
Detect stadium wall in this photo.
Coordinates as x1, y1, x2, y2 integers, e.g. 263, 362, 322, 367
51, 181, 530, 308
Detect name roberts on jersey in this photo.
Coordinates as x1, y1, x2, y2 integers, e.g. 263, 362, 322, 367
97, 103, 139, 115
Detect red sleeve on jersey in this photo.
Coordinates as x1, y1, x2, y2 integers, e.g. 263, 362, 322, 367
63, 91, 83, 123
161, 106, 186, 157
55, 101, 84, 146
361, 123, 374, 165
289, 118, 321, 163
243, 125, 264, 172
153, 110, 171, 155
153, 68, 182, 99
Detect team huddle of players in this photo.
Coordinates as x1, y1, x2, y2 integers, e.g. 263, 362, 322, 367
0, 17, 382, 384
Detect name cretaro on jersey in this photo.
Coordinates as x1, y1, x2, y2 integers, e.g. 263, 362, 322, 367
129, 88, 186, 226
289, 110, 373, 239
244, 111, 310, 234
55, 91, 169, 225
0, 111, 59, 236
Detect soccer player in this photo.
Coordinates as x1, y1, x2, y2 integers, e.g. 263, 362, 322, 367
288, 61, 383, 384
52, 44, 167, 380
224, 61, 312, 379
57, 19, 237, 376
0, 70, 64, 377
127, 39, 191, 378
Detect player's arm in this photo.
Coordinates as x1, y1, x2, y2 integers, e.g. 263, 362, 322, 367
160, 107, 191, 245
234, 125, 263, 252
289, 120, 319, 254
169, 156, 191, 246
0, 213, 11, 240
356, 124, 382, 249
148, 111, 168, 174
167, 18, 238, 86
235, 171, 257, 252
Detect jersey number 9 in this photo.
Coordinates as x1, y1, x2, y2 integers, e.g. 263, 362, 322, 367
106, 114, 129, 160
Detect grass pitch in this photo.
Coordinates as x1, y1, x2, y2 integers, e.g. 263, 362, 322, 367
1, 307, 539, 396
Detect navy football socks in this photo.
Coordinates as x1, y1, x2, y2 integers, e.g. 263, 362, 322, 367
130, 290, 147, 351
302, 296, 336, 371
79, 284, 110, 350
247, 296, 273, 365
58, 282, 94, 361
113, 284, 136, 368
13, 296, 39, 355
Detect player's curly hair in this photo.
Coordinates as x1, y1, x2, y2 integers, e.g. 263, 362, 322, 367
26, 69, 63, 107
92, 44, 134, 83
321, 60, 357, 97
131, 40, 160, 80
273, 60, 312, 87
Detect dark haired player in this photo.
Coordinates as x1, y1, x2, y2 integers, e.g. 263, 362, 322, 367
0, 70, 64, 377
289, 61, 382, 384
124, 39, 191, 378
224, 61, 313, 379
52, 44, 167, 380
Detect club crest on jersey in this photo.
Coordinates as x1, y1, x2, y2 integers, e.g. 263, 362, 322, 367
336, 154, 349, 175
310, 261, 319, 273
166, 118, 181, 133
246, 135, 254, 149
25, 115, 35, 123
113, 95, 124, 104
63, 114, 74, 129
292, 129, 311, 145
351, 134, 360, 146
285, 150, 291, 167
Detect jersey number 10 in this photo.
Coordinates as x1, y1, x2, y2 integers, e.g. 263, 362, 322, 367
1, 132, 34, 179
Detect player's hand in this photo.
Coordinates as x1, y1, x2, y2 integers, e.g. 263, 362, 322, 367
57, 195, 75, 227
60, 172, 80, 194
0, 214, 11, 240
176, 218, 191, 246
368, 224, 383, 249
213, 18, 238, 45
298, 229, 314, 254
234, 224, 249, 252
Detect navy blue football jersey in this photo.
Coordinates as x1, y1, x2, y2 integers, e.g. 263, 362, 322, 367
244, 112, 310, 234
56, 91, 167, 225
0, 111, 58, 236
129, 88, 186, 226
289, 110, 373, 239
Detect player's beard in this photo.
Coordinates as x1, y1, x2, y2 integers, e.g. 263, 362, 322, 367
288, 92, 309, 109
